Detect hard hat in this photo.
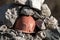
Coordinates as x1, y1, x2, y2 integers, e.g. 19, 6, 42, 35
14, 16, 36, 33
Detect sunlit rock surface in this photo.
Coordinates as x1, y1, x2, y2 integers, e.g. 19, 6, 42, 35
14, 0, 44, 10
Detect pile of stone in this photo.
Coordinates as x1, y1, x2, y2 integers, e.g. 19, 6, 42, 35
0, 0, 60, 40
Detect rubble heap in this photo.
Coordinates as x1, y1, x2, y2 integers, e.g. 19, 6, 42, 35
0, 0, 60, 40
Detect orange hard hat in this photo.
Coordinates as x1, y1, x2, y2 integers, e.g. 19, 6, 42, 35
14, 16, 36, 33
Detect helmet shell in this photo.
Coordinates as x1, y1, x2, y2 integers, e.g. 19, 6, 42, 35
14, 16, 35, 33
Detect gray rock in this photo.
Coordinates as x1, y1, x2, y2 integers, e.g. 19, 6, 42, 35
44, 29, 60, 40
0, 25, 7, 32
0, 4, 13, 28
0, 4, 21, 28
5, 8, 18, 26
14, 0, 44, 10
20, 7, 34, 15
41, 4, 51, 17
